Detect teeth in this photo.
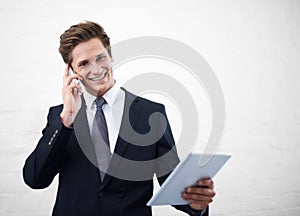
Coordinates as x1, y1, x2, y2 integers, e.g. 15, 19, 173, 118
89, 71, 107, 81
91, 77, 101, 81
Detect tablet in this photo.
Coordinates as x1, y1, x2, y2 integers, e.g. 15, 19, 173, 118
147, 153, 231, 206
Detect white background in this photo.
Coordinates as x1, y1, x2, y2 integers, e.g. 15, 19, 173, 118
1, 0, 300, 215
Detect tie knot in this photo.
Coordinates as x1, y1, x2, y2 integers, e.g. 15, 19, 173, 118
95, 97, 106, 109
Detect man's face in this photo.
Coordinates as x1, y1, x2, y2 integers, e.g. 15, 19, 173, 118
71, 38, 114, 97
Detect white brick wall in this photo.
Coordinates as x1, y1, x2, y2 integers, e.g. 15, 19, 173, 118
1, 0, 300, 215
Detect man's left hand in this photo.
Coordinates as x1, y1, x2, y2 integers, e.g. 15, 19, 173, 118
181, 178, 216, 211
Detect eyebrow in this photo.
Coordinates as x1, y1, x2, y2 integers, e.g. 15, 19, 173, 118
76, 51, 107, 67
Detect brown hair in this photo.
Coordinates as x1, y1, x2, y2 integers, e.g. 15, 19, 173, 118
59, 21, 111, 66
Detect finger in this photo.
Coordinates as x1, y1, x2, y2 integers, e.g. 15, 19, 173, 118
71, 81, 80, 94
182, 197, 212, 211
63, 64, 71, 86
63, 83, 76, 94
183, 189, 215, 201
63, 64, 80, 85
76, 83, 83, 95
65, 64, 70, 76
64, 75, 81, 88
63, 64, 71, 80
185, 187, 216, 197
182, 192, 213, 203
197, 179, 214, 188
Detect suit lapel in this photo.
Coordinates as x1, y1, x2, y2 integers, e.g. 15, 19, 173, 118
114, 88, 142, 156
100, 88, 142, 189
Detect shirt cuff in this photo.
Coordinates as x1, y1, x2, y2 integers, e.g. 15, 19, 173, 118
190, 206, 208, 216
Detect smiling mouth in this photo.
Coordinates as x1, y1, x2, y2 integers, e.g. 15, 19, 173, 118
89, 69, 107, 81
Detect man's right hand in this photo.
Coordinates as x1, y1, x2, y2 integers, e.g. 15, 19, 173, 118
60, 65, 83, 128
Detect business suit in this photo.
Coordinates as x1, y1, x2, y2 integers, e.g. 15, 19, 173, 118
23, 88, 207, 216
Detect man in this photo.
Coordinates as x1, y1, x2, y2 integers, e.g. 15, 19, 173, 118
23, 21, 215, 216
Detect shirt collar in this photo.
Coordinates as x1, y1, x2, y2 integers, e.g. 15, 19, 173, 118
83, 82, 121, 110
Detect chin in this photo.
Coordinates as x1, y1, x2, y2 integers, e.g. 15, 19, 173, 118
95, 85, 110, 96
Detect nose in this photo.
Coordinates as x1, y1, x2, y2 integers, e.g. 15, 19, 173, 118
90, 61, 101, 74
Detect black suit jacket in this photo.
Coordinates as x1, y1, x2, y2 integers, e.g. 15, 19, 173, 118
23, 89, 208, 216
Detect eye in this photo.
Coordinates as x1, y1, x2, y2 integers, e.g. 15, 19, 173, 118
96, 55, 106, 62
79, 60, 89, 67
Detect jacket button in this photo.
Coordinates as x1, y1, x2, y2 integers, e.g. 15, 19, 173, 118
97, 191, 104, 197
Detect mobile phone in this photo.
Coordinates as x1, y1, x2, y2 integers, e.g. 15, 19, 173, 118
69, 68, 80, 94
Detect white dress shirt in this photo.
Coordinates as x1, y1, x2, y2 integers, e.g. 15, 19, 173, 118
83, 83, 125, 154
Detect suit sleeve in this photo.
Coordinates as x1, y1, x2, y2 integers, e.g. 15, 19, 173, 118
23, 106, 73, 189
155, 105, 209, 216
